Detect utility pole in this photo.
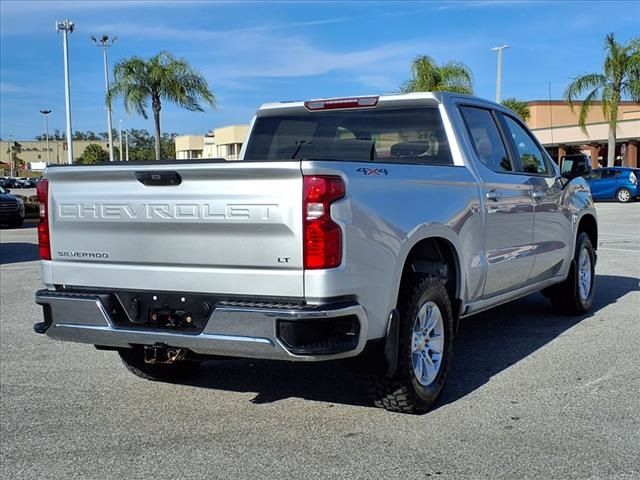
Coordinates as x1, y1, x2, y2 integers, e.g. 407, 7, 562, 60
491, 44, 510, 103
56, 20, 74, 164
125, 129, 129, 161
91, 34, 117, 161
40, 109, 52, 163
119, 119, 123, 161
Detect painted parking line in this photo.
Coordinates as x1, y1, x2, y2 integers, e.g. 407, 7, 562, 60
598, 247, 640, 254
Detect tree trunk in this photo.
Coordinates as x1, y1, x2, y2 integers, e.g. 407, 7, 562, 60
152, 94, 162, 161
607, 123, 616, 168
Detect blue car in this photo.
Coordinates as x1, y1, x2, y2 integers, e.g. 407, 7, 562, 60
585, 167, 639, 203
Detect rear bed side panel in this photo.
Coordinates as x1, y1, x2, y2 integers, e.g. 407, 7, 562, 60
44, 162, 304, 297
302, 160, 482, 339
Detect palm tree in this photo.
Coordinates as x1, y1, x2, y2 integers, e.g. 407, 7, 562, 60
109, 51, 215, 160
563, 33, 640, 167
400, 55, 473, 94
501, 98, 530, 121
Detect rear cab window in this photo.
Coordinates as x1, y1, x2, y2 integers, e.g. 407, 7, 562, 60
458, 106, 513, 173
243, 107, 453, 165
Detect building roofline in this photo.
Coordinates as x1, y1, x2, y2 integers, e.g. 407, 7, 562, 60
527, 100, 640, 106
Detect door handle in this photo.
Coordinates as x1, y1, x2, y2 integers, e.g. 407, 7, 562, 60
135, 171, 182, 186
531, 190, 546, 200
486, 190, 502, 201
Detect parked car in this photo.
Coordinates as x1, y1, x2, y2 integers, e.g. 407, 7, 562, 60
33, 92, 598, 414
0, 186, 25, 228
585, 167, 639, 202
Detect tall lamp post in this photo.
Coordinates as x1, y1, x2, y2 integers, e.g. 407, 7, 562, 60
56, 20, 74, 164
39, 109, 52, 163
491, 44, 510, 103
119, 119, 123, 161
91, 34, 117, 162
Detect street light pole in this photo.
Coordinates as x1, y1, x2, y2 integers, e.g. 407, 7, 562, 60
119, 119, 123, 161
92, 35, 117, 161
56, 20, 74, 164
8, 134, 14, 177
491, 44, 510, 103
125, 129, 129, 161
40, 110, 52, 163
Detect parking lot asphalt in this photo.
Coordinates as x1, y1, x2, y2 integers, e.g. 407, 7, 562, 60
1, 203, 639, 480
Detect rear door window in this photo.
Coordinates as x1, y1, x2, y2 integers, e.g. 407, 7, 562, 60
244, 107, 453, 165
459, 106, 513, 173
500, 114, 551, 175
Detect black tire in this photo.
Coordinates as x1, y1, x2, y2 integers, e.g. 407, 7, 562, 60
9, 216, 24, 228
549, 232, 596, 315
616, 188, 633, 203
118, 347, 201, 382
367, 277, 455, 414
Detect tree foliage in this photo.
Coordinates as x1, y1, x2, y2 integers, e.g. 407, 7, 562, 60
563, 33, 640, 166
76, 143, 109, 164
400, 55, 473, 94
108, 51, 215, 160
501, 98, 531, 121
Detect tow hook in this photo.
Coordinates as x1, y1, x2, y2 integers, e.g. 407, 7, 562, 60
144, 344, 187, 364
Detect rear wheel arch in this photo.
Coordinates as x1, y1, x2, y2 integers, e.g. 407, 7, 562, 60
395, 236, 462, 320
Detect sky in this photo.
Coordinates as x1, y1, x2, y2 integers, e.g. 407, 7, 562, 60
1, 0, 638, 140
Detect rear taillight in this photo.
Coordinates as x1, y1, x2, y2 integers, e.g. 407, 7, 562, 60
630, 171, 637, 185
37, 179, 51, 260
303, 176, 345, 269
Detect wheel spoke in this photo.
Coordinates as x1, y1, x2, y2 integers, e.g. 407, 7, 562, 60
428, 334, 444, 354
417, 305, 427, 331
413, 353, 423, 380
425, 307, 438, 333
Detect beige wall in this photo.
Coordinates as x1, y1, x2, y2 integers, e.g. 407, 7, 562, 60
527, 101, 640, 129
214, 125, 249, 146
175, 125, 249, 161
0, 140, 110, 171
532, 119, 640, 146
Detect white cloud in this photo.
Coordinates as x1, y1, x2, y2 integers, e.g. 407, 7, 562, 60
0, 82, 25, 93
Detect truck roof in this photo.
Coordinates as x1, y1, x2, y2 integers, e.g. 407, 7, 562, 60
257, 91, 501, 113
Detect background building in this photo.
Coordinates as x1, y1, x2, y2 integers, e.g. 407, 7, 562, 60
0, 140, 110, 174
175, 124, 249, 161
526, 101, 639, 168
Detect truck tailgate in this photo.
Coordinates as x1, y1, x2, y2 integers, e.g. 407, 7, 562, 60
45, 161, 304, 297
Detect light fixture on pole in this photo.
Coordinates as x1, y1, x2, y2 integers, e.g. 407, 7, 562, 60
39, 109, 52, 163
91, 34, 117, 162
491, 44, 510, 103
119, 119, 123, 161
56, 20, 74, 164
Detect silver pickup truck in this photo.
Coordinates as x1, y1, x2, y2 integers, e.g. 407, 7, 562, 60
34, 92, 597, 413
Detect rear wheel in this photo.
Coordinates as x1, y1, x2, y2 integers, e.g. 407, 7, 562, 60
118, 347, 201, 382
367, 277, 454, 414
549, 232, 595, 315
616, 188, 632, 203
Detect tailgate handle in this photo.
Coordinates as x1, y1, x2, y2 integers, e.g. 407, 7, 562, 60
135, 171, 182, 186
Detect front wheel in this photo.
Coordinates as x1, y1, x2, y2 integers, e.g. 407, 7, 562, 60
616, 188, 633, 203
367, 277, 454, 414
549, 232, 596, 315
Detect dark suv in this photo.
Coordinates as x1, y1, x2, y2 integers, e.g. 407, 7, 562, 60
0, 186, 25, 228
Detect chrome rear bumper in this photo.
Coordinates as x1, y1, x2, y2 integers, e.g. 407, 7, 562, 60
34, 290, 367, 361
